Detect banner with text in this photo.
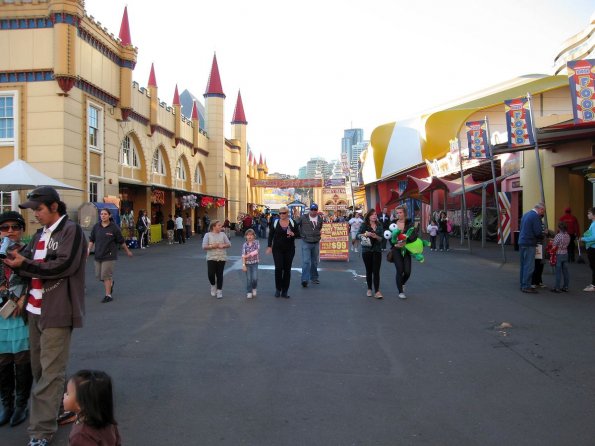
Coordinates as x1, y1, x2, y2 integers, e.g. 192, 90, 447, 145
251, 178, 323, 188
567, 59, 595, 124
319, 223, 349, 261
465, 120, 490, 159
504, 98, 535, 148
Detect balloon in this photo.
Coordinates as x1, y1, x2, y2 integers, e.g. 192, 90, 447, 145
383, 230, 392, 240
389, 223, 397, 231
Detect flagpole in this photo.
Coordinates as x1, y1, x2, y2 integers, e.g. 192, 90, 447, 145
485, 115, 506, 263
526, 93, 548, 231
455, 138, 471, 252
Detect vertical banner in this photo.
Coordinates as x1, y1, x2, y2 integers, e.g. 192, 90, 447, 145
319, 223, 349, 261
567, 59, 595, 124
504, 98, 535, 148
465, 120, 490, 159
498, 192, 511, 245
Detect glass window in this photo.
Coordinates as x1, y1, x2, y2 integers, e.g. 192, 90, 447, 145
176, 159, 186, 180
195, 165, 202, 184
0, 96, 14, 141
120, 135, 140, 167
88, 105, 100, 151
0, 192, 12, 213
89, 181, 98, 202
152, 149, 165, 175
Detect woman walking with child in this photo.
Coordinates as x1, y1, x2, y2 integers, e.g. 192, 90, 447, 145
202, 220, 231, 299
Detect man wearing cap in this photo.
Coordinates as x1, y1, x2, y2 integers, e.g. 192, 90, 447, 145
3, 186, 87, 446
298, 203, 324, 287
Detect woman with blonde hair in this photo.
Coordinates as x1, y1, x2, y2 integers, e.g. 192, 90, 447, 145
266, 206, 300, 298
390, 204, 418, 299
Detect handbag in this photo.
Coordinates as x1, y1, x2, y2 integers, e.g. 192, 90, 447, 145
360, 236, 372, 247
386, 248, 394, 263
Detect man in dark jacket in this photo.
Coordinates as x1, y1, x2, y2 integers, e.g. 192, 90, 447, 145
298, 203, 324, 287
518, 203, 545, 293
3, 186, 87, 446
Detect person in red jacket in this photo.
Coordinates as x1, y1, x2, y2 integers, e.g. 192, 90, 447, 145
560, 207, 580, 262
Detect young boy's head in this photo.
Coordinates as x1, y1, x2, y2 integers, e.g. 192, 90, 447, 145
245, 228, 256, 240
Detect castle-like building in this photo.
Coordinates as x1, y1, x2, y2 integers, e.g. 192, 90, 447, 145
0, 0, 268, 232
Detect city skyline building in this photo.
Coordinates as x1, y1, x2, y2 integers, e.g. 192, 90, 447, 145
341, 128, 364, 163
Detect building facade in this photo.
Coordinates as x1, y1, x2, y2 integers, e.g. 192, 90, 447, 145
0, 0, 265, 234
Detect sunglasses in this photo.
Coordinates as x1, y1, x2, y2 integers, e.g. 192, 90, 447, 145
0, 224, 22, 231
279, 212, 288, 215
26, 192, 42, 199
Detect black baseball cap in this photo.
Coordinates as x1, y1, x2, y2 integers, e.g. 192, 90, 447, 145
19, 186, 61, 209
0, 211, 26, 230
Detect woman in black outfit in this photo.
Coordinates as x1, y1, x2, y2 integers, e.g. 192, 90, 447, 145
357, 209, 384, 299
437, 210, 449, 251
392, 204, 418, 299
266, 206, 300, 298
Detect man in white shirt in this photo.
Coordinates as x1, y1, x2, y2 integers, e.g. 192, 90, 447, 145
175, 214, 185, 244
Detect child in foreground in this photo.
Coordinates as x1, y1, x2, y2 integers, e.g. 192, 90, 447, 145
242, 228, 260, 298
64, 370, 121, 446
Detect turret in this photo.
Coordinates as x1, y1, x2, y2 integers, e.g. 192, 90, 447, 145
117, 6, 137, 120
148, 63, 158, 135
231, 90, 248, 216
173, 84, 181, 146
191, 101, 200, 155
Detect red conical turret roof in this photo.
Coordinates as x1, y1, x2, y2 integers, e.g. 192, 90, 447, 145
204, 53, 225, 98
259, 154, 263, 165
191, 101, 198, 120
231, 90, 247, 124
148, 63, 157, 88
119, 6, 132, 46
172, 84, 180, 106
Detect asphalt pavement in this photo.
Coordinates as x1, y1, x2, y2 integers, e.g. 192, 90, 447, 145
5, 234, 595, 445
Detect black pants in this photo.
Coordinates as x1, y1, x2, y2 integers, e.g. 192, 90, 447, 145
207, 260, 225, 290
568, 235, 576, 262
588, 248, 595, 285
272, 247, 295, 292
531, 259, 544, 286
176, 228, 185, 244
362, 251, 382, 292
393, 251, 412, 293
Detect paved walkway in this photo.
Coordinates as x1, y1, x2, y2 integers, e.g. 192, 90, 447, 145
5, 234, 595, 445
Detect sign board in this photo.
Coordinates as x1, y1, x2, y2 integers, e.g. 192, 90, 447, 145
251, 178, 323, 188
319, 223, 349, 261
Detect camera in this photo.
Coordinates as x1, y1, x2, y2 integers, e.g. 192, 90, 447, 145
0, 236, 16, 259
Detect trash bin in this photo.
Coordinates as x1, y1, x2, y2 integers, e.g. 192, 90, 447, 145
513, 231, 520, 251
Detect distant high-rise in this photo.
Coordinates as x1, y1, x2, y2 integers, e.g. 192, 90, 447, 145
341, 128, 363, 162
298, 166, 307, 179
351, 141, 369, 186
306, 157, 329, 179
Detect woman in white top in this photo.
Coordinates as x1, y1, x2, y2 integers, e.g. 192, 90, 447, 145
348, 211, 364, 252
202, 220, 231, 299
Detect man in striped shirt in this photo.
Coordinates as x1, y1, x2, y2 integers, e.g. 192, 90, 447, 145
3, 186, 87, 446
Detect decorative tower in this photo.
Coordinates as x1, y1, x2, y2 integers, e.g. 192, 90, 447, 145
49, 0, 85, 94
117, 6, 137, 121
191, 101, 200, 155
148, 63, 158, 135
204, 53, 226, 219
257, 154, 265, 205
231, 90, 248, 216
172, 84, 181, 147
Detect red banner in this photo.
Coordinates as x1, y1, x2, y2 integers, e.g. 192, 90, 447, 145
251, 178, 323, 188
319, 223, 349, 261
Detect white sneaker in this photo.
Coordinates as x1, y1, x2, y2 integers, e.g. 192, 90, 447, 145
247, 293, 253, 299
210, 285, 217, 297
583, 284, 595, 292
354, 248, 358, 253
252, 289, 257, 297
216, 290, 223, 299
398, 293, 407, 299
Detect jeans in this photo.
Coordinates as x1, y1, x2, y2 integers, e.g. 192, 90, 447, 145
393, 251, 412, 293
301, 241, 320, 282
555, 253, 569, 289
519, 245, 536, 289
207, 260, 226, 290
430, 235, 437, 250
28, 314, 72, 439
438, 232, 449, 250
245, 263, 258, 292
362, 251, 382, 292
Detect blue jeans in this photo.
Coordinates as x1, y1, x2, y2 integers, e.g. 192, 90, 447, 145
555, 253, 569, 289
438, 232, 449, 250
519, 245, 536, 289
245, 263, 258, 292
301, 241, 320, 282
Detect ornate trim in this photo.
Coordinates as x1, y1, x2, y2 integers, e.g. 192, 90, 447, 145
75, 79, 118, 106
225, 163, 241, 171
150, 125, 174, 139
0, 17, 53, 30
194, 148, 208, 157
0, 70, 53, 83
175, 138, 193, 149
129, 111, 149, 126
78, 27, 136, 69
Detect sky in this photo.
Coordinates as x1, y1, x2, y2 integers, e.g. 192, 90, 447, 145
85, 0, 594, 175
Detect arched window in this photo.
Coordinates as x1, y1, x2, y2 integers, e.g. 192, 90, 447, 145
195, 165, 202, 185
120, 135, 140, 167
152, 149, 165, 175
176, 158, 186, 180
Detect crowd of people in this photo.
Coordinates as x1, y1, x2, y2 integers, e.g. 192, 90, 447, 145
1, 186, 593, 445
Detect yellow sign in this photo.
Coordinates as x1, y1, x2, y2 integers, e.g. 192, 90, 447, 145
320, 223, 349, 261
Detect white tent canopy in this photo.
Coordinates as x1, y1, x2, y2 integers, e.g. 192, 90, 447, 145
0, 159, 82, 193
